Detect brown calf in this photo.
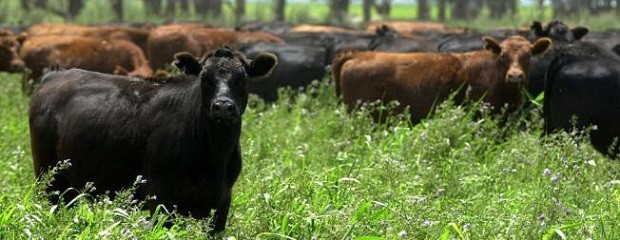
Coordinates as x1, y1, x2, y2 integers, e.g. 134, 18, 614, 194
332, 36, 551, 123
20, 35, 153, 83
0, 30, 25, 73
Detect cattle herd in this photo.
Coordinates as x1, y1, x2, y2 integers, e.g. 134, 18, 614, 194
0, 20, 617, 234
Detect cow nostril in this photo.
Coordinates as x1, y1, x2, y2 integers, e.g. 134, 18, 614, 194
212, 99, 237, 118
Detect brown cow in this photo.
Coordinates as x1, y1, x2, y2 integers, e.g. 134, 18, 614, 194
289, 24, 359, 34
146, 24, 284, 70
365, 21, 468, 37
0, 30, 25, 73
332, 36, 552, 123
26, 23, 151, 52
20, 35, 153, 85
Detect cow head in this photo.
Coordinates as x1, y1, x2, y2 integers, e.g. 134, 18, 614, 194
483, 36, 552, 84
531, 20, 588, 43
0, 30, 25, 73
174, 47, 277, 122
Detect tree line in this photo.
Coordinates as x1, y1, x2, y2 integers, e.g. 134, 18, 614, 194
17, 0, 620, 24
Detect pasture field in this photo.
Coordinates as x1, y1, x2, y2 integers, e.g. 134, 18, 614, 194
1, 70, 620, 239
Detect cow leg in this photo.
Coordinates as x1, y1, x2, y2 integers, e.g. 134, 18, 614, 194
211, 190, 231, 234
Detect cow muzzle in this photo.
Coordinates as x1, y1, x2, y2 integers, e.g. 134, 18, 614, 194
506, 68, 525, 84
10, 59, 25, 72
211, 98, 238, 121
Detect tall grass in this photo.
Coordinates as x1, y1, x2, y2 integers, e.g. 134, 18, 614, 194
1, 71, 619, 239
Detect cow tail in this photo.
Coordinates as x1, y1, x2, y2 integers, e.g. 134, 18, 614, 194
330, 51, 358, 96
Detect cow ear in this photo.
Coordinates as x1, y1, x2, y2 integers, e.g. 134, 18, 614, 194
531, 37, 552, 56
247, 52, 277, 79
17, 32, 27, 45
531, 21, 544, 37
571, 26, 589, 40
173, 52, 202, 76
482, 36, 501, 55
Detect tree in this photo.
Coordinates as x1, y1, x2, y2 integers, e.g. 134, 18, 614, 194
363, 0, 373, 22
329, 0, 350, 24
195, 0, 222, 18
438, 0, 446, 21
235, 0, 245, 24
143, 0, 162, 16
112, 0, 123, 22
275, 0, 286, 22
451, 0, 483, 20
418, 0, 429, 20
374, 0, 391, 19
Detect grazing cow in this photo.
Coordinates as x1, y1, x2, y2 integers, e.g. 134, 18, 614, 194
146, 24, 284, 70
0, 30, 25, 73
29, 47, 278, 234
527, 20, 619, 99
332, 36, 551, 123
240, 42, 327, 101
20, 35, 152, 85
26, 23, 151, 52
544, 55, 620, 158
614, 44, 620, 56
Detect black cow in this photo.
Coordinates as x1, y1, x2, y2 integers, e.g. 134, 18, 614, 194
28, 47, 277, 234
544, 55, 620, 158
240, 42, 326, 102
438, 28, 534, 53
527, 20, 619, 99
369, 25, 437, 52
614, 44, 620, 56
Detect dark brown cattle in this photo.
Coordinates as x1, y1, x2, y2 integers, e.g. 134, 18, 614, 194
20, 35, 152, 84
146, 24, 284, 70
332, 36, 551, 123
26, 23, 151, 52
0, 30, 25, 73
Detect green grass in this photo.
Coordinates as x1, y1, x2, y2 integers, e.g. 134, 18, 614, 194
1, 71, 620, 239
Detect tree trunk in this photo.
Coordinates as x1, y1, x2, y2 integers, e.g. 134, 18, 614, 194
112, 0, 124, 22
165, 0, 176, 18
235, 0, 245, 24
180, 0, 188, 12
508, 0, 518, 15
438, 0, 446, 21
418, 0, 429, 20
452, 0, 468, 19
67, 0, 84, 20
330, 0, 350, 24
488, 0, 506, 19
207, 0, 222, 18
195, 0, 222, 18
363, 0, 373, 23
275, 0, 286, 22
20, 0, 30, 11
144, 0, 162, 15
374, 0, 391, 19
